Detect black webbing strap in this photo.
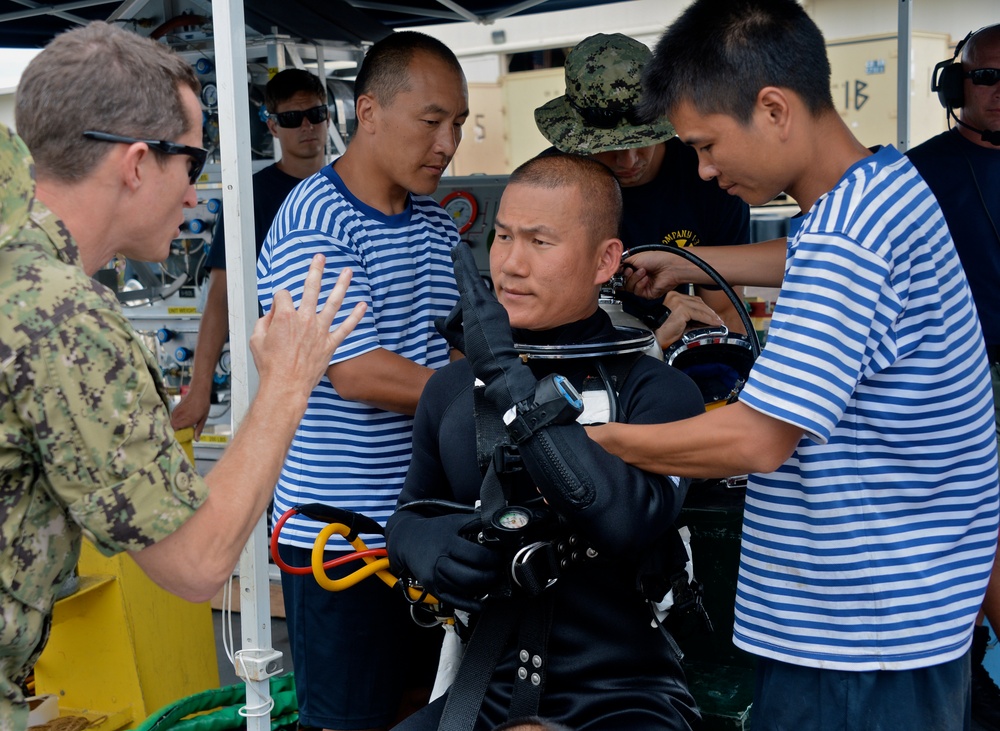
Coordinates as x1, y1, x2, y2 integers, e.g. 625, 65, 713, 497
507, 592, 555, 720
478, 460, 508, 532
473, 382, 518, 539
436, 600, 524, 731
432, 384, 525, 731
474, 383, 508, 477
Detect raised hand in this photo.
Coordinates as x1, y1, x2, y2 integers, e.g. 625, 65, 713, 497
251, 254, 366, 394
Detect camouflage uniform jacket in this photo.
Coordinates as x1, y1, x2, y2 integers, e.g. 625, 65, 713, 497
0, 125, 207, 729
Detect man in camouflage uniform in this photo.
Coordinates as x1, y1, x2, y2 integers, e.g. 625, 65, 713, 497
534, 33, 751, 348
0, 23, 364, 729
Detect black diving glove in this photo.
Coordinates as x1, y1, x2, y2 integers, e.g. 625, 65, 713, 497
451, 242, 538, 415
386, 511, 504, 613
435, 300, 465, 354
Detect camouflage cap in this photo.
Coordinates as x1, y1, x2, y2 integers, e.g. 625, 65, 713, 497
535, 33, 675, 155
0, 123, 35, 250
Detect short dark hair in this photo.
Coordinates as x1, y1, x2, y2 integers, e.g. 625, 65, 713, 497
640, 0, 834, 125
264, 68, 326, 113
508, 153, 622, 244
354, 30, 463, 108
16, 21, 199, 183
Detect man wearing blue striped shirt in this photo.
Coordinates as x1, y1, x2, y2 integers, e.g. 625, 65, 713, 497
590, 1, 1000, 729
257, 31, 467, 731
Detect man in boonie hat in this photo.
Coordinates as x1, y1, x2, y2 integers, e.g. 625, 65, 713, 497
534, 33, 676, 158
535, 33, 752, 347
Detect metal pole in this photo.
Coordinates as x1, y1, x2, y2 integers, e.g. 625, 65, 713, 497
212, 0, 276, 728
0, 0, 115, 22
897, 0, 912, 151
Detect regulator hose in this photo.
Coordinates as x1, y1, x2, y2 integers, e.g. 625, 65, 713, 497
623, 244, 762, 358
270, 505, 438, 604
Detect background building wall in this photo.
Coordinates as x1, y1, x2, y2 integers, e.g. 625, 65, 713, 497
0, 87, 15, 130
408, 0, 991, 174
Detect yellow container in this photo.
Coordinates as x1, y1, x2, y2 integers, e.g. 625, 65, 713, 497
34, 543, 220, 730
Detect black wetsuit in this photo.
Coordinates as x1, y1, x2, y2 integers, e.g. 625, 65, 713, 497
387, 309, 706, 731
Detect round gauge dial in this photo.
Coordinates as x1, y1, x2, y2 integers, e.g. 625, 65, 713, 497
494, 506, 531, 532
201, 83, 219, 109
441, 190, 478, 234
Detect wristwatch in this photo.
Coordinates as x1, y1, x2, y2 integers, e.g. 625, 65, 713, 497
502, 373, 584, 443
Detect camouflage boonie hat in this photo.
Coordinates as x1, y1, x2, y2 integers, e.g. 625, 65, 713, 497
0, 123, 35, 249
535, 33, 675, 155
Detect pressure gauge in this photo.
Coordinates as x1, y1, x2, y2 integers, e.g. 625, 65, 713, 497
441, 190, 478, 234
201, 83, 218, 109
492, 506, 532, 532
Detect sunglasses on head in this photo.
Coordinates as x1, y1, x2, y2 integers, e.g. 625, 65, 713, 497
83, 130, 208, 185
570, 100, 646, 129
271, 105, 329, 128
966, 68, 1000, 86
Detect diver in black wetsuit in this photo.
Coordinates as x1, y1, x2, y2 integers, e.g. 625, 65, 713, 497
387, 154, 707, 731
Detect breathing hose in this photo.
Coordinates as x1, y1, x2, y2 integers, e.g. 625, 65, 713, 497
623, 244, 762, 358
270, 506, 438, 604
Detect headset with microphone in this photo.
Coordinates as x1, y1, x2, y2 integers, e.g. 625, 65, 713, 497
931, 27, 1000, 146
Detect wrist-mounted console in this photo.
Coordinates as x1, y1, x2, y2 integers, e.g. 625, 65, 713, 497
501, 373, 584, 444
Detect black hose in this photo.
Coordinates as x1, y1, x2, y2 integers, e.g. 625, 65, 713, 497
595, 360, 619, 424
396, 499, 478, 517
622, 244, 762, 358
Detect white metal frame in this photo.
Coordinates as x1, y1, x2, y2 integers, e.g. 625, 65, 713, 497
211, 2, 275, 726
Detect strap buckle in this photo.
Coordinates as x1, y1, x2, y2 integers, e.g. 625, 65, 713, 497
493, 444, 524, 474
511, 541, 560, 596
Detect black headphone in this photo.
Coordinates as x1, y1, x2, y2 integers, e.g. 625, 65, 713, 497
931, 26, 1000, 146
932, 27, 983, 109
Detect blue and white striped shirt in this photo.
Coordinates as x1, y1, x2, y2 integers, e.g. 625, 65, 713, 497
257, 165, 460, 550
737, 145, 999, 671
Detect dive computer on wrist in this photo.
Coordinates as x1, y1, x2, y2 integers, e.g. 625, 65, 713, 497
502, 373, 584, 444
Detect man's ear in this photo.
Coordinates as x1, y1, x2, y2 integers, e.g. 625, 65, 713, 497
355, 93, 378, 133
757, 86, 792, 140
266, 115, 279, 138
594, 237, 623, 285
121, 141, 151, 192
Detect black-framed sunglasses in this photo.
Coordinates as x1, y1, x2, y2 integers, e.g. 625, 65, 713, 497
83, 130, 208, 185
271, 105, 329, 128
967, 68, 1000, 86
569, 99, 646, 129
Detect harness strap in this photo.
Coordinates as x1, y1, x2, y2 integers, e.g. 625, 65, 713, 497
507, 593, 555, 720
436, 600, 523, 731
475, 382, 508, 477
478, 457, 509, 531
